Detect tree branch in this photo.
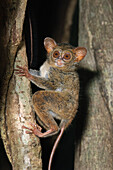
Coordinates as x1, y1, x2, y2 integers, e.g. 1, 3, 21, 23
0, 0, 42, 169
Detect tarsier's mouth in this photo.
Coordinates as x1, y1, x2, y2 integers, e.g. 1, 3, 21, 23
55, 59, 64, 67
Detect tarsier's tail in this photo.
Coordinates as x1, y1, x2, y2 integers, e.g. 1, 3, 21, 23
48, 126, 65, 170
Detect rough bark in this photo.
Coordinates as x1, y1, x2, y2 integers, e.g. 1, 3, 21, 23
0, 0, 42, 169
74, 0, 113, 169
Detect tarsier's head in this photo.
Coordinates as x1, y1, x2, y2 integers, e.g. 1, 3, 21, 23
44, 37, 87, 71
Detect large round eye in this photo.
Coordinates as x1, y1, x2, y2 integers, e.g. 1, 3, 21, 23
63, 52, 72, 61
53, 50, 60, 58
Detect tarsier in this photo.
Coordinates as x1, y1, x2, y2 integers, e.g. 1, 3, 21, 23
15, 37, 87, 170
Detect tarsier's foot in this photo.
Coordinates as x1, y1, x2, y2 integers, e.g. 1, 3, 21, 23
22, 122, 57, 138
22, 122, 42, 135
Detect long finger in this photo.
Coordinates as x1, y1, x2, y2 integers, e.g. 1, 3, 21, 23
14, 72, 25, 76
15, 70, 25, 74
29, 122, 42, 132
26, 131, 33, 134
18, 74, 26, 77
22, 125, 33, 131
29, 122, 37, 128
36, 124, 42, 131
14, 69, 24, 72
16, 65, 25, 69
17, 65, 28, 70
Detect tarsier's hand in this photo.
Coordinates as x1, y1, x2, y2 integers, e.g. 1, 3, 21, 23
15, 65, 32, 79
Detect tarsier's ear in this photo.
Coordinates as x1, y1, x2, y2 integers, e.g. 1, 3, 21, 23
44, 37, 57, 53
73, 47, 87, 62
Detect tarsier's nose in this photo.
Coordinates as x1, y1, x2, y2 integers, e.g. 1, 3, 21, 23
56, 59, 64, 67
58, 55, 62, 59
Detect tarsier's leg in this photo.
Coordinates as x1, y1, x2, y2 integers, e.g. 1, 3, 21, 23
25, 91, 73, 138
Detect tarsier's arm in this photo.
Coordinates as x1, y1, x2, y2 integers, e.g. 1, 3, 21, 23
16, 66, 55, 90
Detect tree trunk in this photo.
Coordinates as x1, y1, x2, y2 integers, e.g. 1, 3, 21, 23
74, 0, 113, 169
0, 0, 42, 169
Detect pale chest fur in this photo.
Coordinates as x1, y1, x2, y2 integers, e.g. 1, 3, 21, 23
40, 61, 50, 78
40, 61, 63, 92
